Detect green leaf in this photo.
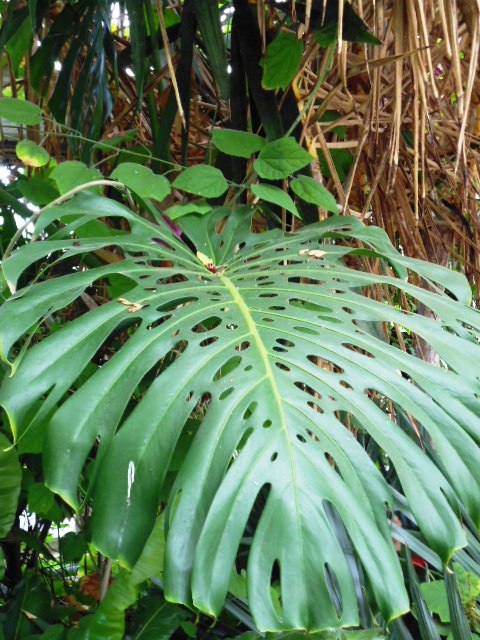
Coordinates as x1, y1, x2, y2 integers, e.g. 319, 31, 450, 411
17, 174, 59, 206
130, 513, 166, 585
180, 621, 197, 638
71, 571, 138, 640
111, 163, 170, 202
2, 572, 52, 639
5, 14, 32, 74
172, 165, 228, 198
421, 580, 451, 624
262, 31, 303, 91
192, 0, 229, 98
16, 140, 50, 168
59, 532, 88, 564
0, 433, 21, 538
318, 148, 353, 183
130, 596, 188, 640
40, 625, 68, 639
231, 631, 386, 639
0, 97, 42, 125
124, 0, 146, 108
28, 483, 62, 521
251, 182, 300, 218
290, 176, 338, 212
315, 22, 338, 48
309, 2, 381, 46
1, 202, 479, 632
165, 202, 212, 221
50, 162, 102, 195
212, 129, 266, 158
254, 137, 312, 179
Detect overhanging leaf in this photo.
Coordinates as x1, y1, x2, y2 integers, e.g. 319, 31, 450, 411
251, 182, 300, 218
0, 199, 479, 632
0, 97, 42, 125
290, 176, 338, 213
254, 137, 312, 179
212, 129, 266, 158
111, 163, 170, 202
50, 161, 102, 195
165, 202, 212, 221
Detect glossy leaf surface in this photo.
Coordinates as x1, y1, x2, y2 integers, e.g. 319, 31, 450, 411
0, 197, 479, 631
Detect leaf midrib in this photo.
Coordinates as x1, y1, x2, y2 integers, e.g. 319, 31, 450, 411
220, 273, 303, 558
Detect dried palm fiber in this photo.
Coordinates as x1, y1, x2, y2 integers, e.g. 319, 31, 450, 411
283, 0, 480, 300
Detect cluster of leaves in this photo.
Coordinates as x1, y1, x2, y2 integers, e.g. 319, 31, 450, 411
0, 90, 479, 640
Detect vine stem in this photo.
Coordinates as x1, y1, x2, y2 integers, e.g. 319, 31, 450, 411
3, 179, 130, 264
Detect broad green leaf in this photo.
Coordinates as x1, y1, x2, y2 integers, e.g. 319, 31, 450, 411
111, 163, 170, 202
172, 165, 228, 198
262, 31, 303, 91
0, 201, 479, 632
165, 202, 212, 221
0, 433, 21, 537
0, 97, 42, 125
212, 129, 266, 158
251, 182, 300, 218
16, 139, 50, 168
290, 176, 338, 213
50, 161, 102, 195
254, 137, 312, 179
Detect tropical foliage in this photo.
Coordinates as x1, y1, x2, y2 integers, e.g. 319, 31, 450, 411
0, 1, 479, 639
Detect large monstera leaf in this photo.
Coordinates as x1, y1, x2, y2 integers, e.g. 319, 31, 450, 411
1, 194, 480, 631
